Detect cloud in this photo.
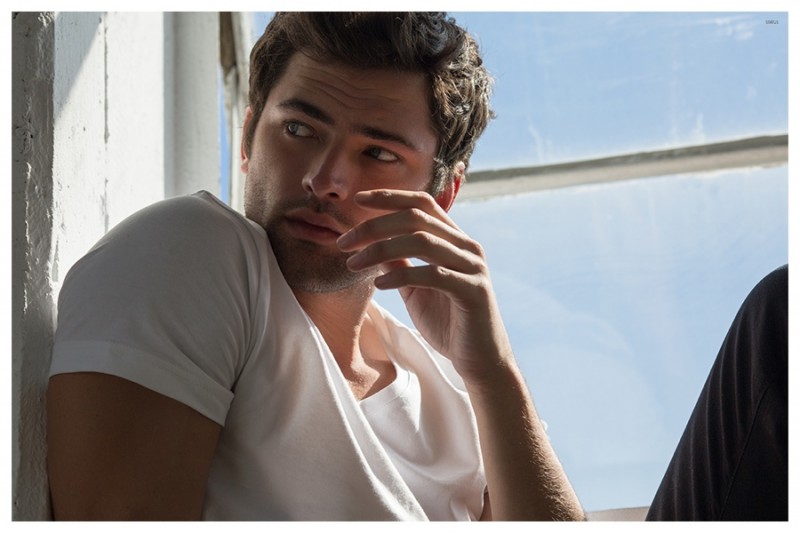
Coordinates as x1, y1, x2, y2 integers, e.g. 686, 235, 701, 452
708, 15, 757, 41
690, 113, 706, 144
526, 120, 546, 164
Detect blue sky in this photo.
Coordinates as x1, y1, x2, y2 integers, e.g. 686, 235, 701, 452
452, 12, 787, 169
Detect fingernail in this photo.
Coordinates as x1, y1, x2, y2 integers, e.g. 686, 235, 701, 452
346, 252, 365, 270
354, 190, 376, 204
337, 231, 354, 249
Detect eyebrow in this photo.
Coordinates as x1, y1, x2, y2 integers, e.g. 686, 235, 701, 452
276, 97, 421, 152
277, 98, 334, 125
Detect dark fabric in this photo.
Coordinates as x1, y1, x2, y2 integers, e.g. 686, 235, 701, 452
646, 265, 788, 521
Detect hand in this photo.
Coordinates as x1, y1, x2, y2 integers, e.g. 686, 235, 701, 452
338, 190, 586, 521
337, 189, 513, 384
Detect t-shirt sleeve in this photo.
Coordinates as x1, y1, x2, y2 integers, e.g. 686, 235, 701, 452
50, 193, 264, 426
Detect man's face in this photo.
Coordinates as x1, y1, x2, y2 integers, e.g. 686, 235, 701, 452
242, 53, 440, 294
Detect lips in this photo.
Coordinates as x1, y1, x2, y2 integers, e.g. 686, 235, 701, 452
284, 208, 348, 243
285, 209, 346, 234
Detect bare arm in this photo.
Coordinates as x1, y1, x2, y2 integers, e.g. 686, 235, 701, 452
338, 189, 584, 520
47, 372, 221, 520
467, 360, 584, 520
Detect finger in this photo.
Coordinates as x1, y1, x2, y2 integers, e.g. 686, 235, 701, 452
346, 232, 481, 274
378, 258, 413, 275
337, 207, 467, 253
374, 263, 485, 300
353, 189, 460, 230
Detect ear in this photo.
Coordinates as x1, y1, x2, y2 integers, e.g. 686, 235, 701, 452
434, 162, 465, 213
240, 106, 254, 174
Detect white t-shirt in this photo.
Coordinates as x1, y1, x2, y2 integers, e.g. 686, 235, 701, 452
50, 191, 486, 521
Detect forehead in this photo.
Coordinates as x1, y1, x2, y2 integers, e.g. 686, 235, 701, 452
266, 53, 438, 149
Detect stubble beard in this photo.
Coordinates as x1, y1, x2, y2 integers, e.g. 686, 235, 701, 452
263, 198, 379, 295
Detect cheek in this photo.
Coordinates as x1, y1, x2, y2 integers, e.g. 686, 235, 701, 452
255, 131, 308, 188
243, 145, 308, 226
243, 154, 279, 226
245, 141, 292, 196
243, 178, 267, 226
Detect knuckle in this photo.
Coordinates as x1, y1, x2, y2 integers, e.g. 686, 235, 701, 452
409, 189, 430, 201
463, 275, 490, 302
407, 207, 429, 224
412, 230, 436, 247
419, 192, 437, 208
467, 239, 486, 258
465, 255, 487, 276
431, 264, 450, 279
476, 278, 492, 297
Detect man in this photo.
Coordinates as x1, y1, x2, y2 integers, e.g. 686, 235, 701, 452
47, 12, 584, 521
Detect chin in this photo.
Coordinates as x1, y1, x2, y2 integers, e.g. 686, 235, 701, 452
268, 227, 376, 294
282, 262, 378, 295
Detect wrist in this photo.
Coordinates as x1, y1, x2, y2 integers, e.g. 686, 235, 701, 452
458, 352, 525, 398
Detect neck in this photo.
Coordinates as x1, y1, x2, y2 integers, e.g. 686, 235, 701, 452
293, 284, 372, 362
293, 284, 395, 400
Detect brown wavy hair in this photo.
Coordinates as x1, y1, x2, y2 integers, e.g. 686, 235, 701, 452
244, 12, 493, 195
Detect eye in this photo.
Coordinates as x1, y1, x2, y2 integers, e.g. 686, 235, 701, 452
285, 121, 314, 138
365, 146, 399, 163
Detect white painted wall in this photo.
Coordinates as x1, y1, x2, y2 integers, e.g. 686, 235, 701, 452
12, 12, 57, 521
165, 12, 221, 198
52, 12, 167, 296
12, 11, 220, 520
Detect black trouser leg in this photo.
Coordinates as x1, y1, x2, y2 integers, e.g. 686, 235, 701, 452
646, 265, 788, 521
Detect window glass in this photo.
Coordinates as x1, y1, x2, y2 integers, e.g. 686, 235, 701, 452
375, 166, 788, 510
452, 12, 788, 170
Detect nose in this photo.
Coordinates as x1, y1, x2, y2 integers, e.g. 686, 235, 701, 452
302, 145, 353, 201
